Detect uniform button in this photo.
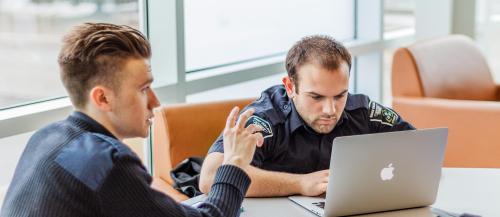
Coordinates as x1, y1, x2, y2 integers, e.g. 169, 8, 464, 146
283, 104, 288, 109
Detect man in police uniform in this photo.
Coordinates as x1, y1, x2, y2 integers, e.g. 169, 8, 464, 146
199, 35, 415, 197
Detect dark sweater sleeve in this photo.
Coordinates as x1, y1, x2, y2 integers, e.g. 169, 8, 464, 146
96, 156, 250, 217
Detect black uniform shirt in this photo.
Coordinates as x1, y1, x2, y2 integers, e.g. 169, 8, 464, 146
208, 85, 415, 174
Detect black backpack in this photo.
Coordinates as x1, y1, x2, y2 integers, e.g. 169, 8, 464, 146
170, 157, 204, 198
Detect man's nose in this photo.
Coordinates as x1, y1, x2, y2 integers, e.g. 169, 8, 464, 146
322, 98, 336, 116
148, 89, 160, 109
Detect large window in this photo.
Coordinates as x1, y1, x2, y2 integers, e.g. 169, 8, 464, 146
383, 0, 415, 39
476, 0, 500, 82
0, 0, 140, 109
184, 0, 354, 72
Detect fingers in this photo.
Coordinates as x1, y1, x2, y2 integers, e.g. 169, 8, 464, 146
322, 170, 329, 177
248, 132, 264, 147
312, 169, 329, 176
255, 134, 264, 147
317, 170, 329, 183
225, 107, 239, 130
306, 170, 329, 184
245, 124, 262, 134
236, 108, 255, 130
318, 183, 328, 193
313, 180, 328, 196
322, 176, 329, 183
245, 124, 265, 147
322, 172, 329, 182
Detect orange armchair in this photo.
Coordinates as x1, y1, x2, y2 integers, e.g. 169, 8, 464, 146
392, 34, 500, 168
151, 98, 254, 201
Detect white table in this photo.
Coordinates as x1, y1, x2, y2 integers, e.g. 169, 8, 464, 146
187, 168, 500, 216
433, 168, 500, 216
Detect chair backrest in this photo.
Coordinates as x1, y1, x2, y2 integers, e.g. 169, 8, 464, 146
152, 98, 255, 183
392, 35, 497, 101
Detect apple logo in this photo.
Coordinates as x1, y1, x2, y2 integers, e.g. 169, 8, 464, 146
380, 163, 395, 181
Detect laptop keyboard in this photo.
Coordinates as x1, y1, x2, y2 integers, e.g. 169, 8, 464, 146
312, 202, 325, 209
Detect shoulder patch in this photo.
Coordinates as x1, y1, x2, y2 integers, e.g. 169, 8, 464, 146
368, 101, 399, 126
245, 115, 273, 139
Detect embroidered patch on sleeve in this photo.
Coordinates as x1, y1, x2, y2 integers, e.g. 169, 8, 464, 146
368, 101, 399, 126
245, 115, 273, 138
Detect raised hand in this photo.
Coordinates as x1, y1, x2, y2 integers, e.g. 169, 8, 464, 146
222, 107, 264, 170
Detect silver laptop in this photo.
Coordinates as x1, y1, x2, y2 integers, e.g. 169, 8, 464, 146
289, 128, 448, 217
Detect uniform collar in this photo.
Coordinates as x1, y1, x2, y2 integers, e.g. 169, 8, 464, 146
337, 110, 348, 127
67, 111, 117, 139
289, 100, 349, 135
289, 101, 305, 134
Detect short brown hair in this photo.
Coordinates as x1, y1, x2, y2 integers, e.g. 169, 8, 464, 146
58, 22, 151, 109
285, 35, 351, 91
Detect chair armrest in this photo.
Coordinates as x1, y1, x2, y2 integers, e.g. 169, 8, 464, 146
151, 177, 189, 202
393, 97, 500, 114
393, 97, 500, 168
496, 84, 500, 101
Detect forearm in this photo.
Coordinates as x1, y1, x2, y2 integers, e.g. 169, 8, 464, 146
202, 166, 303, 197
200, 153, 303, 197
244, 166, 302, 197
199, 153, 224, 194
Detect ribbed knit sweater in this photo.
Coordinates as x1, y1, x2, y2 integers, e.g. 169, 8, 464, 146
0, 111, 250, 217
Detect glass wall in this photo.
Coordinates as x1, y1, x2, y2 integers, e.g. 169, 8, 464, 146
383, 0, 415, 39
476, 0, 500, 82
184, 0, 354, 72
0, 0, 140, 109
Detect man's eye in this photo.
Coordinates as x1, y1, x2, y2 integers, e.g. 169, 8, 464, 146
335, 94, 346, 100
311, 95, 322, 100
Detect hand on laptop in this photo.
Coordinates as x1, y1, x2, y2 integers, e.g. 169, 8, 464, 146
222, 107, 264, 170
298, 169, 329, 196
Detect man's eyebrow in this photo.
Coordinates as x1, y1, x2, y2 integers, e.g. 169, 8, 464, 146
139, 78, 154, 87
305, 89, 348, 97
336, 90, 348, 96
305, 91, 324, 97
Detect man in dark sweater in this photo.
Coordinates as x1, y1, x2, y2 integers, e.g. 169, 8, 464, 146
0, 23, 264, 217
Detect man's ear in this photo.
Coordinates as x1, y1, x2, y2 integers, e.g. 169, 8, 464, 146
282, 76, 296, 98
88, 86, 113, 112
